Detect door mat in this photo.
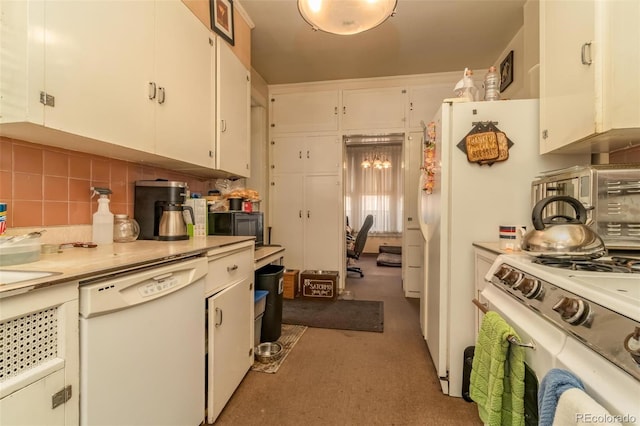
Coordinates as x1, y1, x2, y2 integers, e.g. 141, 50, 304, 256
282, 299, 384, 333
251, 324, 307, 374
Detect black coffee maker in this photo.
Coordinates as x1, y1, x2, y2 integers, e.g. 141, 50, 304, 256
134, 180, 192, 240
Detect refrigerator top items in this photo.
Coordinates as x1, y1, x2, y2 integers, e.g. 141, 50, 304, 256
418, 99, 590, 398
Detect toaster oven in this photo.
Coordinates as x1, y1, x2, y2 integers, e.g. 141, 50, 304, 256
531, 164, 640, 250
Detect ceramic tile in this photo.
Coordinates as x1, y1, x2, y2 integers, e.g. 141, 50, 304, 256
43, 150, 69, 177
13, 172, 43, 200
12, 200, 43, 226
43, 176, 69, 201
69, 201, 91, 225
0, 138, 12, 171
0, 170, 12, 200
110, 180, 127, 204
91, 158, 110, 182
111, 202, 128, 216
13, 144, 43, 174
69, 178, 91, 202
43, 201, 69, 226
69, 154, 91, 179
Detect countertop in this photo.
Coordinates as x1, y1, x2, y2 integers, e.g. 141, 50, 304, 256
472, 241, 517, 256
0, 236, 256, 296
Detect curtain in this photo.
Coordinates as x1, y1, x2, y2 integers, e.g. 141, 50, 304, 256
345, 144, 403, 234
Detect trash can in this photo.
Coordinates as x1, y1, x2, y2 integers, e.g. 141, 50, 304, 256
255, 264, 285, 342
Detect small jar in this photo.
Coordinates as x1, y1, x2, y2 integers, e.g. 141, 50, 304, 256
113, 214, 140, 242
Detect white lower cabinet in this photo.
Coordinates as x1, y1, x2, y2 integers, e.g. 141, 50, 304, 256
0, 282, 79, 425
206, 242, 254, 423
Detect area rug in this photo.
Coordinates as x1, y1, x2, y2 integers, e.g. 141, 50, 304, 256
282, 299, 384, 333
251, 324, 307, 374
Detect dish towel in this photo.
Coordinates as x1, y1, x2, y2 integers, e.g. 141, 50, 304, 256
538, 368, 585, 426
553, 388, 622, 426
470, 311, 526, 426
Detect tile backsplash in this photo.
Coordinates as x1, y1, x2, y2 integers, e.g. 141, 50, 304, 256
0, 137, 214, 229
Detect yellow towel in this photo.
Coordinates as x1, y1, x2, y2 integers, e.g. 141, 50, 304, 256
470, 311, 525, 426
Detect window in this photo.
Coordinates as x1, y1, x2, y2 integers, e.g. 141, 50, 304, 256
345, 142, 403, 234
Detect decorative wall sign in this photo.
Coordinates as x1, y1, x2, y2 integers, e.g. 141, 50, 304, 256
500, 50, 514, 92
421, 121, 437, 193
456, 121, 514, 166
210, 0, 235, 45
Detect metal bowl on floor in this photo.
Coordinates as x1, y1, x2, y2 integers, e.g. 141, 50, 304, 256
254, 342, 283, 363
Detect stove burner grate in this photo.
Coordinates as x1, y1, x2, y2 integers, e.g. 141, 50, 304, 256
533, 256, 639, 273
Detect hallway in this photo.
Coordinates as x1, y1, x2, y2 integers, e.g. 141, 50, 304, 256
213, 254, 482, 425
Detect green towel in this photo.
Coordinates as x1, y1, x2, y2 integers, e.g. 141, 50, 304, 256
470, 311, 525, 426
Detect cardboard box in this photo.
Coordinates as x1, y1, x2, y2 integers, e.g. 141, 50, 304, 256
300, 270, 338, 300
185, 198, 207, 237
283, 269, 299, 299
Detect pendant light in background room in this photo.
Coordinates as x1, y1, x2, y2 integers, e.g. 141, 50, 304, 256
298, 0, 397, 35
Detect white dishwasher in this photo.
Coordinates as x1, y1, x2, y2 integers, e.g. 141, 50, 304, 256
79, 256, 206, 426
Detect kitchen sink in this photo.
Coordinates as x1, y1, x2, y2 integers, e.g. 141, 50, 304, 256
0, 270, 61, 285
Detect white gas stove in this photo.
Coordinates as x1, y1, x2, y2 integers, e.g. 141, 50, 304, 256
482, 253, 640, 424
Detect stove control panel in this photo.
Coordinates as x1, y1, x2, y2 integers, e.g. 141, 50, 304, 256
490, 262, 640, 381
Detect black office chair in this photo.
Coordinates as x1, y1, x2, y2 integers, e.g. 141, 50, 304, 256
347, 215, 373, 277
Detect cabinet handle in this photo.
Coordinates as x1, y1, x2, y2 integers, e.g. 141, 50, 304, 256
581, 42, 592, 65
343, 106, 346, 115
410, 102, 413, 111
148, 82, 156, 100
221, 119, 227, 132
299, 151, 302, 159
227, 264, 238, 272
157, 87, 166, 104
307, 210, 310, 218
299, 210, 302, 218
306, 150, 310, 159
215, 307, 223, 327
334, 106, 338, 115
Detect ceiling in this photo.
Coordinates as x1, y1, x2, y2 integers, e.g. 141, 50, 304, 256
240, 0, 527, 85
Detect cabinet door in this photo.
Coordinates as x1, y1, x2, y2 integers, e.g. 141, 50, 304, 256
270, 175, 304, 270
217, 40, 251, 177
207, 279, 253, 423
270, 91, 339, 133
403, 132, 423, 297
155, 0, 213, 167
270, 136, 306, 174
539, 0, 596, 153
306, 135, 341, 174
0, 369, 66, 425
304, 175, 342, 271
342, 87, 407, 130
43, 0, 155, 152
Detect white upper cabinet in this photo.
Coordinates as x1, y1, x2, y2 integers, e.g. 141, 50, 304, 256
216, 40, 251, 177
270, 91, 339, 133
341, 87, 407, 130
539, 0, 640, 153
154, 1, 214, 168
270, 135, 341, 175
408, 85, 455, 129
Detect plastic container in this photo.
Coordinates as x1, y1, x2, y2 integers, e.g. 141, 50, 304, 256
255, 264, 285, 343
483, 66, 500, 101
254, 290, 269, 347
92, 188, 114, 244
0, 236, 41, 266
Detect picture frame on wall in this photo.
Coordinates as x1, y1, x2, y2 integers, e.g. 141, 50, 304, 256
210, 0, 235, 46
500, 50, 514, 92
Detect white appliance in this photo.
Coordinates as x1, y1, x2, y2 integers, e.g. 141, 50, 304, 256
79, 256, 206, 426
417, 99, 589, 397
482, 254, 640, 423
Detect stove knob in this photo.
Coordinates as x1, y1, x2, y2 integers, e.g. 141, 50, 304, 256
514, 277, 543, 299
503, 270, 523, 287
494, 265, 512, 280
552, 297, 590, 325
623, 327, 640, 365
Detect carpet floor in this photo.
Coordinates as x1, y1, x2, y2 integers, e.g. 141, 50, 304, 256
212, 254, 482, 425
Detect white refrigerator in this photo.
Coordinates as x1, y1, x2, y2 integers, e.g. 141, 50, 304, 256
417, 99, 589, 397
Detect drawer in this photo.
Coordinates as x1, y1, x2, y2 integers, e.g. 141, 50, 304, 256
206, 248, 253, 296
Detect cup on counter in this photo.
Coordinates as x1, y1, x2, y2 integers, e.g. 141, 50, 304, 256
499, 225, 527, 251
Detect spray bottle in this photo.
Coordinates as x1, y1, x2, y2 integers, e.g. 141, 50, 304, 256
91, 187, 114, 245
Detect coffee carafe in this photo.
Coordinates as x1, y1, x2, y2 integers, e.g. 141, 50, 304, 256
156, 202, 194, 241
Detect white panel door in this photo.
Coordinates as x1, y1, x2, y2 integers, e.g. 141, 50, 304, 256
0, 369, 66, 425
270, 90, 339, 133
43, 0, 155, 152
305, 135, 341, 174
270, 136, 306, 174
270, 175, 304, 270
155, 0, 213, 167
304, 174, 342, 271
342, 87, 407, 130
408, 85, 454, 128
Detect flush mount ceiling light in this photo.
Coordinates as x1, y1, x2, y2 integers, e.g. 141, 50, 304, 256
298, 0, 397, 35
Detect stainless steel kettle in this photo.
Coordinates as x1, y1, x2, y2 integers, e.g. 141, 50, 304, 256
156, 202, 194, 241
521, 195, 607, 259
